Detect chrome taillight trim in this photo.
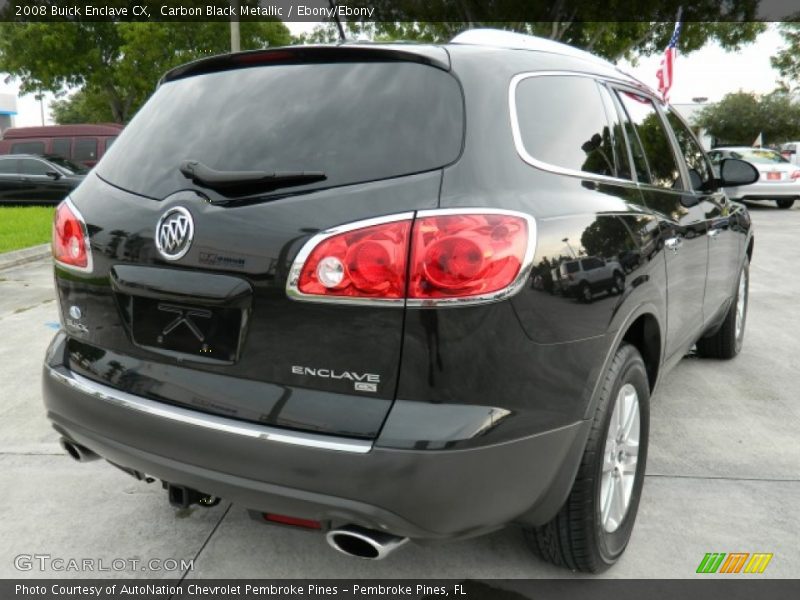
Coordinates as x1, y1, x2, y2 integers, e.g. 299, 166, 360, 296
286, 208, 538, 309
53, 196, 94, 274
46, 366, 373, 454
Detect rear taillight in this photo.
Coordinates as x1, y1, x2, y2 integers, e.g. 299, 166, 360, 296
791, 171, 800, 180
294, 214, 412, 301
53, 199, 91, 271
287, 209, 535, 307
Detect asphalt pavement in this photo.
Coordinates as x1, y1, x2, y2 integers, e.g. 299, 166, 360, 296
0, 203, 797, 579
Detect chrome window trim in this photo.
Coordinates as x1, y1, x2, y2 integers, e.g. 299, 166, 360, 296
286, 208, 538, 309
53, 196, 94, 274
508, 71, 664, 191
47, 366, 373, 454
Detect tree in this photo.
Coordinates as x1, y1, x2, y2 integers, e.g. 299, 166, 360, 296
308, 2, 765, 62
0, 19, 292, 123
772, 23, 800, 92
695, 91, 800, 146
50, 88, 116, 124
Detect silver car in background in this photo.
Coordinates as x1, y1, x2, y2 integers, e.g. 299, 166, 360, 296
708, 147, 800, 209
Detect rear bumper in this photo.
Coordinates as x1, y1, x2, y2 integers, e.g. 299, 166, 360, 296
43, 338, 589, 540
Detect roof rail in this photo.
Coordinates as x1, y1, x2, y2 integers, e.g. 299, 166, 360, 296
451, 28, 616, 68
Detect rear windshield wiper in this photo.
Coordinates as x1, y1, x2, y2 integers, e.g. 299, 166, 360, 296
179, 160, 326, 195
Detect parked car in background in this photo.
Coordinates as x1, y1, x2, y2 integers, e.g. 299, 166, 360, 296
43, 29, 758, 573
0, 124, 123, 168
0, 154, 87, 204
708, 146, 800, 209
780, 142, 800, 166
560, 256, 625, 302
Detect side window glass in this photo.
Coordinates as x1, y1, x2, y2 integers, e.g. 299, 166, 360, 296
10, 141, 45, 155
616, 91, 682, 190
514, 75, 619, 178
0, 159, 16, 174
17, 159, 50, 176
665, 108, 713, 192
52, 138, 72, 158
74, 139, 98, 162
611, 93, 650, 183
597, 84, 632, 181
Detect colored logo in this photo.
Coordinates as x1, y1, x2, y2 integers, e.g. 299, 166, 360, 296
696, 552, 773, 574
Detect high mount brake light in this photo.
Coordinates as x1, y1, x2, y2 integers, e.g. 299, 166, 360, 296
53, 199, 91, 271
286, 209, 536, 307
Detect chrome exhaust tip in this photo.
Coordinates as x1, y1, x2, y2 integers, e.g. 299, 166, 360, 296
60, 438, 99, 463
325, 524, 408, 560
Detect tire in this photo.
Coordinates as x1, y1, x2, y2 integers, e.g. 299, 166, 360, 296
613, 272, 625, 295
776, 199, 794, 209
579, 282, 593, 303
696, 258, 749, 359
525, 343, 650, 572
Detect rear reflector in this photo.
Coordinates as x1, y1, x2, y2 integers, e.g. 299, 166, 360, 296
53, 199, 91, 271
287, 209, 535, 307
263, 513, 322, 530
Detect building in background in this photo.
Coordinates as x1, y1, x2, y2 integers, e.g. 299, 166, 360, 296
0, 93, 17, 133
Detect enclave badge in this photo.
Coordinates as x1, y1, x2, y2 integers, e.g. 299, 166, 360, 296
155, 207, 194, 260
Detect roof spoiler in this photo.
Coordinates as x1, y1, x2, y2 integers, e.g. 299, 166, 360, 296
160, 44, 451, 86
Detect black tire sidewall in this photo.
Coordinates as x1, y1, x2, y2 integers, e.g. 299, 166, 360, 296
592, 349, 651, 564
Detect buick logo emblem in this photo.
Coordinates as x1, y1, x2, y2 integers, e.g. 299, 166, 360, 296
155, 207, 194, 260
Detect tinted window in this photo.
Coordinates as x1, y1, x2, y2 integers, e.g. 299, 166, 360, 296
581, 257, 604, 270
10, 141, 45, 155
105, 136, 117, 151
0, 159, 16, 174
665, 108, 713, 191
51, 138, 71, 158
46, 156, 88, 175
597, 84, 632, 181
616, 91, 681, 190
515, 75, 620, 178
99, 62, 464, 200
74, 139, 98, 162
17, 158, 50, 176
562, 262, 580, 274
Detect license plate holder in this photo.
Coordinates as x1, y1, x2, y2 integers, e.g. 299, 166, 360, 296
130, 297, 243, 363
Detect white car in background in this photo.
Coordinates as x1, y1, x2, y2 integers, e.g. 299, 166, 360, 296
708, 147, 800, 209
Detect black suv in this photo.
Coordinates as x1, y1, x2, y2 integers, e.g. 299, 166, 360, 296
43, 29, 758, 572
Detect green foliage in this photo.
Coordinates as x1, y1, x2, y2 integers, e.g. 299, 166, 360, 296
772, 23, 800, 91
0, 20, 292, 123
317, 2, 765, 61
696, 91, 800, 146
50, 88, 115, 124
0, 206, 54, 253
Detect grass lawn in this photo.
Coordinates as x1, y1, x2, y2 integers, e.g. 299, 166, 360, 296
0, 206, 54, 253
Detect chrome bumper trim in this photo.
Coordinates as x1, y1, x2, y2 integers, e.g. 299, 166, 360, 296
46, 366, 373, 454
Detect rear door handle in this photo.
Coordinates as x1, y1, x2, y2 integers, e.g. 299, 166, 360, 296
664, 237, 683, 253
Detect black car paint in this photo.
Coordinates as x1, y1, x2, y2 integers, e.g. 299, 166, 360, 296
43, 42, 752, 539
0, 154, 85, 204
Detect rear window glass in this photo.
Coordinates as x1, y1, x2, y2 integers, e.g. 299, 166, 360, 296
10, 141, 45, 155
99, 62, 464, 199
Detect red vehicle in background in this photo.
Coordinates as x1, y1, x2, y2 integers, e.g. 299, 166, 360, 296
0, 123, 123, 168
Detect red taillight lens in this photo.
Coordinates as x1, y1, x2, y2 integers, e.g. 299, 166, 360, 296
791, 171, 800, 180
262, 513, 322, 530
289, 210, 533, 306
408, 213, 529, 300
296, 219, 411, 299
53, 200, 89, 269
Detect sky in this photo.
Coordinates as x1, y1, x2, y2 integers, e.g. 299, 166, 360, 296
0, 22, 789, 127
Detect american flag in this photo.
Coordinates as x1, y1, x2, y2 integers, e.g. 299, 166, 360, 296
656, 21, 682, 103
